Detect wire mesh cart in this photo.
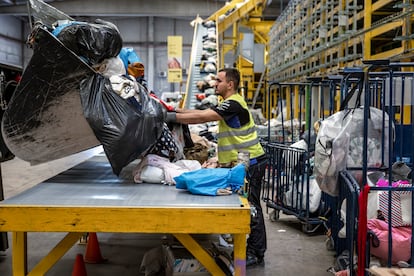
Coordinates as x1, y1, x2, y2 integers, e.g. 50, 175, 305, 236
263, 142, 332, 234
262, 79, 345, 234
332, 171, 360, 273
321, 60, 414, 275
354, 61, 414, 275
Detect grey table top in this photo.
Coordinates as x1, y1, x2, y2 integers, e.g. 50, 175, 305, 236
1, 156, 243, 208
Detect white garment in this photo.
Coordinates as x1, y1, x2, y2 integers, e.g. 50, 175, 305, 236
94, 56, 126, 77
109, 75, 139, 100
133, 154, 201, 185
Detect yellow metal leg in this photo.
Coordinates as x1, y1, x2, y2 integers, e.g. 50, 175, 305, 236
12, 232, 27, 276
27, 232, 84, 276
233, 233, 246, 276
173, 233, 225, 276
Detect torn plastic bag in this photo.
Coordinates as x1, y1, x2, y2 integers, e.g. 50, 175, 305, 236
53, 19, 122, 66
2, 26, 100, 165
28, 0, 74, 30
80, 74, 165, 175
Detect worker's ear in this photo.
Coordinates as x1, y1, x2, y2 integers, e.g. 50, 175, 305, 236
227, 80, 234, 90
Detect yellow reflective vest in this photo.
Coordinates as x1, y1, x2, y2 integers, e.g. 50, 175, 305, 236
217, 93, 264, 164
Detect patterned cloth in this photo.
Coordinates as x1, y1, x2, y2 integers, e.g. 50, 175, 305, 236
148, 124, 180, 162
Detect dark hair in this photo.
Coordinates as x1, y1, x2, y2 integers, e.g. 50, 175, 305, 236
219, 68, 240, 90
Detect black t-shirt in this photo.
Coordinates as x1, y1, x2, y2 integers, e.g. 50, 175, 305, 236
211, 99, 250, 128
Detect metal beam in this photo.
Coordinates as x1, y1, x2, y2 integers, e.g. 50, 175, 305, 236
0, 0, 286, 22
0, 0, 223, 18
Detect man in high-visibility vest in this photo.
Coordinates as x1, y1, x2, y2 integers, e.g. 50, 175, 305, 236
166, 67, 267, 267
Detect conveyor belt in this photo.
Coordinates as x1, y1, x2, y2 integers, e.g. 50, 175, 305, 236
183, 20, 208, 109
5, 156, 242, 207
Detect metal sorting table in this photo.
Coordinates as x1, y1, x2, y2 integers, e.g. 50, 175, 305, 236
0, 156, 250, 276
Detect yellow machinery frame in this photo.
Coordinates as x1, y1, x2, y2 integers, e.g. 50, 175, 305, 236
0, 184, 251, 276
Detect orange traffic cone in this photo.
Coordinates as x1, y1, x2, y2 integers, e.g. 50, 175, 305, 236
84, 232, 107, 264
72, 254, 87, 276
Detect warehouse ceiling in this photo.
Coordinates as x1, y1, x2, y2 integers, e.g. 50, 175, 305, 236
0, 0, 290, 22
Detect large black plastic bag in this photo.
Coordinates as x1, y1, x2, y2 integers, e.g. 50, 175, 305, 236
80, 74, 165, 175
55, 19, 123, 66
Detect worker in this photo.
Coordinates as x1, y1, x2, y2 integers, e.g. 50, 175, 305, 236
165, 68, 267, 267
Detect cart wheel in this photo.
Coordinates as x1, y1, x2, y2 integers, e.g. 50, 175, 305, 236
301, 223, 317, 234
269, 210, 280, 222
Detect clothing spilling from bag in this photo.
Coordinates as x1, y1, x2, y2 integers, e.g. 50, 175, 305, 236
132, 154, 202, 185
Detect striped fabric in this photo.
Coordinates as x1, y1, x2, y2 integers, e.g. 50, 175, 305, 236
378, 184, 412, 227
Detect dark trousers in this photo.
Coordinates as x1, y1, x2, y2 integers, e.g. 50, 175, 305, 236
246, 155, 267, 257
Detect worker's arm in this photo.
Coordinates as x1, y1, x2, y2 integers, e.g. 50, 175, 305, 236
175, 107, 198, 113
166, 108, 222, 124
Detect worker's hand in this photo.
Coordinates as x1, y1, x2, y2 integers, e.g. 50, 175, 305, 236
165, 112, 177, 123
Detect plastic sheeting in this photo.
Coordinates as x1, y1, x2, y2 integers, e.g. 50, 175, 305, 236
1, 27, 100, 165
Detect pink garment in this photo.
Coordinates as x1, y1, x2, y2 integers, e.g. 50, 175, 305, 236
367, 218, 412, 264
376, 179, 410, 187
335, 270, 349, 276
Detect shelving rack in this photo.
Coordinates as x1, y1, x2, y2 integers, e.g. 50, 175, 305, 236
268, 0, 414, 83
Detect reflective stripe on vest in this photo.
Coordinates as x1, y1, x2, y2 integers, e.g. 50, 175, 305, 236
217, 126, 257, 138
218, 137, 261, 152
217, 94, 264, 164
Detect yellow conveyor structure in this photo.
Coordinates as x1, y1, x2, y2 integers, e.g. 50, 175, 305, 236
184, 0, 272, 111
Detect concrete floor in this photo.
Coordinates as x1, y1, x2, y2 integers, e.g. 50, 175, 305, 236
0, 146, 336, 275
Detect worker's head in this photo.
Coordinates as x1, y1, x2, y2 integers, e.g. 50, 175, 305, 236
215, 68, 240, 99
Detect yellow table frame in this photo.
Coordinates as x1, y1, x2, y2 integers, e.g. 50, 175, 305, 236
0, 198, 250, 276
